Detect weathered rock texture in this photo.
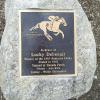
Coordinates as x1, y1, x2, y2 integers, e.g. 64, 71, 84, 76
0, 0, 97, 100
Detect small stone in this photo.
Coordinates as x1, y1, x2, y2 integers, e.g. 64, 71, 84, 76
94, 76, 97, 79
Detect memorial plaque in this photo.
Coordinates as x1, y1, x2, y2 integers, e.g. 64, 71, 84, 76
19, 9, 77, 76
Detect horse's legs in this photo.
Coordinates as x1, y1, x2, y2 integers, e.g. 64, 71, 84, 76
54, 30, 64, 39
54, 32, 59, 36
58, 30, 64, 39
43, 29, 53, 41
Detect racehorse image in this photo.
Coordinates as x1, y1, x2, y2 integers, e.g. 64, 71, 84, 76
29, 16, 67, 41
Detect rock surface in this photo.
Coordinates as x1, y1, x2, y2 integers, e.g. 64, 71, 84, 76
0, 0, 96, 100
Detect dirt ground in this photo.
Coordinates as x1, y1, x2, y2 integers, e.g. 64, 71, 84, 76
0, 0, 100, 100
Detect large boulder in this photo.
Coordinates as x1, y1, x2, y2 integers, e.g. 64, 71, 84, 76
0, 0, 96, 100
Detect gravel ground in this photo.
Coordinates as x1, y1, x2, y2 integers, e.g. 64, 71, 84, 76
0, 0, 100, 100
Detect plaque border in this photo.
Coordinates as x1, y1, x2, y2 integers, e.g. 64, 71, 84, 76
19, 9, 77, 78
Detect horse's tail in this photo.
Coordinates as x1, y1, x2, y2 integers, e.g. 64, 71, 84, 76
29, 23, 40, 31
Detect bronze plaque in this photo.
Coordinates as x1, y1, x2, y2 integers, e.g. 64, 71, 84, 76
19, 9, 77, 77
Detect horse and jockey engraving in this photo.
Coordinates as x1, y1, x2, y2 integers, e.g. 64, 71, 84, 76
29, 16, 67, 41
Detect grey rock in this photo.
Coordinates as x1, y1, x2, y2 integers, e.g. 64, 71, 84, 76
0, 0, 96, 100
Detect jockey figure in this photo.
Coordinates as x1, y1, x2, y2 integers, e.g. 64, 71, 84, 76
48, 16, 60, 30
